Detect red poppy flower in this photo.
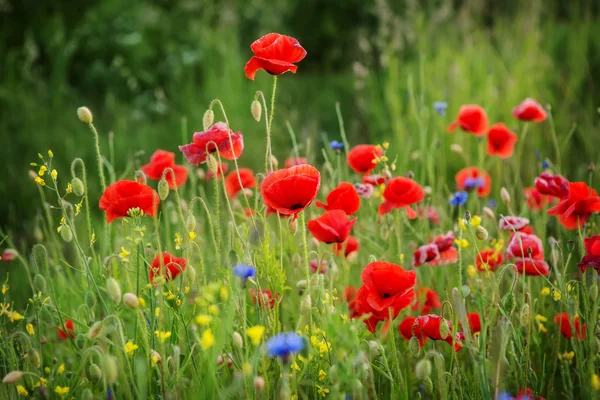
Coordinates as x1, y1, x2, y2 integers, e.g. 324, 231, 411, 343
455, 167, 492, 197
260, 164, 320, 217
99, 180, 160, 223
334, 236, 360, 258
362, 174, 387, 186
554, 313, 586, 340
57, 319, 75, 340
179, 122, 244, 166
307, 210, 356, 244
547, 182, 600, 229
466, 312, 481, 334
413, 232, 456, 267
398, 316, 427, 347
316, 182, 360, 215
447, 104, 488, 136
475, 248, 504, 272
244, 33, 307, 80
205, 162, 228, 181
512, 98, 547, 122
310, 259, 327, 274
486, 123, 517, 158
378, 177, 425, 217
248, 288, 279, 309
353, 261, 416, 333
499, 216, 530, 231
523, 187, 552, 211
506, 232, 544, 260
534, 172, 569, 199
413, 314, 465, 351
149, 252, 187, 282
141, 150, 188, 189
519, 225, 535, 235
411, 287, 442, 314
343, 286, 360, 318
515, 388, 547, 400
515, 259, 550, 276
284, 157, 307, 168
347, 145, 382, 175
577, 235, 600, 274
224, 168, 256, 198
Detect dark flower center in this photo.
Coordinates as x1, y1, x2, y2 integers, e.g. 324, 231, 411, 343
382, 293, 392, 299
290, 203, 304, 210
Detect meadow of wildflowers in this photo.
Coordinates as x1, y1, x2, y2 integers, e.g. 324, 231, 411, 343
1, 27, 600, 400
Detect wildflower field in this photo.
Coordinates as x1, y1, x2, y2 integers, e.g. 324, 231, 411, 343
2, 2, 600, 400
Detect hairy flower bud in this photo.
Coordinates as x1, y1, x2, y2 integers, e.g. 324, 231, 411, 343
81, 388, 94, 400
85, 291, 97, 309
134, 170, 147, 184
270, 155, 279, 169
251, 100, 262, 122
591, 284, 598, 302
368, 341, 381, 358
103, 355, 118, 384
519, 303, 530, 327
28, 349, 41, 369
2, 371, 23, 383
87, 363, 102, 383
296, 280, 307, 295
60, 225, 73, 243
415, 359, 432, 380
301, 295, 312, 312
475, 226, 489, 241
123, 293, 139, 309
185, 265, 196, 283
483, 206, 495, 219
203, 109, 215, 131
71, 178, 85, 196
253, 376, 265, 392
186, 214, 197, 232
77, 107, 93, 124
409, 336, 421, 357
501, 292, 516, 315
106, 277, 121, 303
423, 376, 434, 394
439, 318, 450, 339
450, 144, 463, 154
87, 321, 103, 339
500, 187, 511, 205
33, 274, 47, 292
158, 179, 169, 201
232, 332, 243, 349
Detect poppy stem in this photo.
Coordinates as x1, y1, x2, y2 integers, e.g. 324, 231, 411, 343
265, 75, 278, 174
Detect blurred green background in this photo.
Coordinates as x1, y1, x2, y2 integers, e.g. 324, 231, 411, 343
1, 0, 600, 244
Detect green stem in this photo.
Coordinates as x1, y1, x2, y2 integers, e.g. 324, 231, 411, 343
265, 75, 278, 174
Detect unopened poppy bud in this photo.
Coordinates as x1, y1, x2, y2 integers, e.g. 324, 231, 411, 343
296, 280, 307, 295
206, 155, 219, 175
2, 371, 23, 383
475, 226, 488, 241
186, 214, 196, 232
368, 340, 381, 357
85, 291, 97, 309
423, 186, 432, 196
270, 155, 279, 169
196, 168, 205, 180
123, 293, 139, 309
409, 336, 421, 356
589, 162, 596, 172
461, 285, 470, 297
292, 253, 302, 268
450, 144, 463, 154
60, 225, 73, 243
232, 331, 243, 349
77, 107, 93, 124
423, 376, 434, 394
500, 187, 511, 205
253, 376, 265, 392
301, 295, 312, 312
439, 318, 450, 338
33, 274, 47, 292
28, 349, 41, 368
158, 179, 169, 201
75, 333, 86, 349
251, 100, 262, 122
103, 355, 118, 384
71, 178, 85, 196
81, 388, 94, 400
185, 265, 196, 283
106, 277, 121, 303
415, 359, 432, 380
590, 284, 598, 301
203, 109, 214, 131
483, 206, 495, 219
87, 321, 103, 339
501, 292, 516, 314
519, 303, 530, 327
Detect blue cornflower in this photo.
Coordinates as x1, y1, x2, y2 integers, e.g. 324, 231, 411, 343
487, 199, 497, 208
433, 101, 448, 116
330, 140, 344, 151
542, 159, 550, 169
496, 392, 512, 400
233, 264, 256, 280
266, 332, 305, 358
449, 191, 468, 206
463, 177, 485, 190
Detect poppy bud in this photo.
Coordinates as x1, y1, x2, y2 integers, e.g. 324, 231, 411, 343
251, 100, 262, 122
106, 277, 121, 303
500, 187, 511, 205
77, 107, 93, 124
590, 284, 598, 301
186, 214, 196, 232
270, 155, 279, 169
39, 306, 53, 324
296, 280, 307, 295
501, 292, 515, 314
423, 376, 434, 394
28, 349, 41, 368
301, 295, 312, 312
196, 168, 206, 180
519, 303, 530, 327
81, 389, 94, 400
185, 265, 196, 283
423, 186, 432, 196
415, 359, 432, 380
88, 321, 103, 339
85, 291, 97, 309
482, 206, 495, 219
368, 341, 381, 358
439, 318, 450, 339
33, 274, 47, 292
475, 226, 488, 241
253, 376, 265, 392
203, 109, 215, 131
71, 178, 85, 196
75, 333, 87, 349
123, 293, 139, 309
86, 362, 102, 384
2, 371, 23, 383
589, 162, 596, 172
103, 355, 118, 384
409, 336, 421, 356
60, 225, 73, 243
206, 155, 219, 175
134, 170, 147, 184
461, 285, 470, 297
158, 179, 169, 201
450, 144, 463, 154
232, 331, 243, 349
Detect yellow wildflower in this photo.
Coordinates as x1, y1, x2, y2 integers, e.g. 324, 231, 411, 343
291, 362, 301, 371
38, 166, 47, 176
2, 284, 7, 294
195, 314, 212, 326
319, 369, 327, 381
593, 374, 600, 390
154, 330, 171, 343
242, 363, 252, 375
119, 247, 130, 259
47, 150, 53, 158
34, 377, 47, 388
246, 325, 265, 346
55, 386, 69, 398
175, 233, 183, 250
208, 304, 219, 316
540, 287, 550, 296
9, 311, 24, 322
66, 183, 73, 194
17, 385, 28, 396
34, 177, 45, 186
470, 215, 481, 227
125, 341, 139, 356
199, 329, 215, 350
317, 385, 330, 397
189, 231, 197, 241
458, 218, 467, 231
155, 307, 160, 317
467, 264, 476, 278
51, 169, 58, 180
57, 363, 65, 375
552, 289, 562, 301
75, 201, 82, 216
559, 351, 574, 361
220, 286, 228, 300
26, 323, 34, 336
138, 297, 146, 308
454, 238, 470, 248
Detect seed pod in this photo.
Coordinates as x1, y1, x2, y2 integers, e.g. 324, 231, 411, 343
60, 225, 73, 243
415, 359, 432, 380
123, 293, 139, 309
158, 179, 169, 201
77, 107, 93, 124
103, 355, 118, 384
203, 109, 215, 131
75, 333, 87, 349
81, 388, 94, 400
500, 187, 511, 205
33, 274, 47, 292
106, 278, 121, 303
251, 100, 262, 122
71, 178, 85, 196
409, 336, 421, 357
475, 226, 489, 241
368, 341, 381, 358
301, 295, 312, 312
519, 303, 530, 327
2, 371, 23, 383
88, 363, 102, 383
450, 144, 463, 154
184, 264, 196, 283
186, 214, 197, 232
501, 292, 516, 315
85, 291, 97, 309
423, 376, 434, 394
232, 332, 243, 349
483, 206, 495, 219
28, 349, 41, 368
88, 321, 103, 339
292, 254, 302, 268
439, 318, 450, 339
